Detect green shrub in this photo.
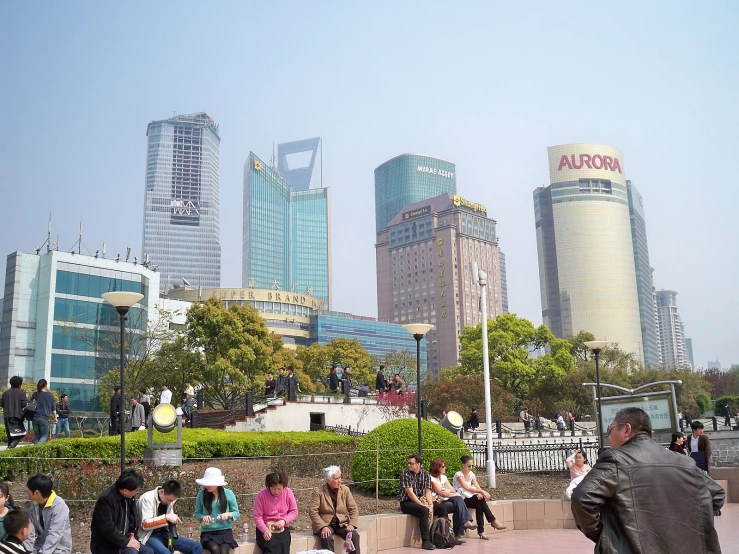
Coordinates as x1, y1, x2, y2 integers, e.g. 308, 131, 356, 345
714, 395, 739, 415
0, 429, 358, 480
352, 419, 470, 495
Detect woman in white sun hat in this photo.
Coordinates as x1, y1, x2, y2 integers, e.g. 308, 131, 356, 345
194, 467, 240, 554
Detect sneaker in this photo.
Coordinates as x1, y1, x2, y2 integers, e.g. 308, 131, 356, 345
421, 541, 436, 550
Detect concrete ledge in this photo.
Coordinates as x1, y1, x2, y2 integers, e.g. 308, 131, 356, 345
231, 499, 574, 554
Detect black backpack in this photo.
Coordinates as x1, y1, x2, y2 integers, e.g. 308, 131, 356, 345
431, 517, 456, 549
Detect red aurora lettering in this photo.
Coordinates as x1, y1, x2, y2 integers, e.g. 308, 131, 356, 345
558, 154, 622, 173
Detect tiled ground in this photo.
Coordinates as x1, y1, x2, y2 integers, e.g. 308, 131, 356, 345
384, 503, 738, 554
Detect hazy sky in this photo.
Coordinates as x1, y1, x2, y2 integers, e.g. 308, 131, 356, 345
2, 2, 737, 368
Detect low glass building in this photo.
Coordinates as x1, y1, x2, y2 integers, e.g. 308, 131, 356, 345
0, 250, 159, 410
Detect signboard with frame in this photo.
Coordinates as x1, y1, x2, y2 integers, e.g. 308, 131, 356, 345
600, 391, 677, 446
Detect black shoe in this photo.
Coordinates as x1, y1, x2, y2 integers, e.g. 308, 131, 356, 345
454, 539, 466, 545
421, 541, 436, 550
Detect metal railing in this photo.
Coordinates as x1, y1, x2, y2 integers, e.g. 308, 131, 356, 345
310, 423, 367, 437
465, 438, 599, 473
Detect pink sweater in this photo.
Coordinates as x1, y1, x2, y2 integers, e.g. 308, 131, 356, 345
253, 487, 299, 533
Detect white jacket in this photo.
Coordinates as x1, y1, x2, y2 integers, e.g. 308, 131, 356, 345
137, 487, 177, 544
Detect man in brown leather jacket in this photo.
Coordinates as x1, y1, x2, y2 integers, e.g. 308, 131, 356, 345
571, 407, 724, 554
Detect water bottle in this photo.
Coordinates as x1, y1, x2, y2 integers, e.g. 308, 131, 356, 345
242, 520, 249, 544
187, 524, 193, 539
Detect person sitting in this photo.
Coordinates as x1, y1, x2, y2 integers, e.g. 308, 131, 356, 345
137, 480, 202, 554
428, 460, 474, 543
253, 472, 298, 554
26, 473, 72, 554
391, 374, 406, 395
309, 466, 360, 554
565, 450, 591, 479
555, 412, 565, 431
0, 509, 33, 554
194, 468, 239, 554
453, 455, 505, 539
398, 454, 435, 550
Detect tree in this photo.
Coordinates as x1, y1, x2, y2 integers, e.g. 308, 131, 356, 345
699, 367, 739, 398
296, 338, 374, 389
380, 350, 417, 390
424, 374, 518, 421
184, 297, 275, 409
458, 313, 574, 400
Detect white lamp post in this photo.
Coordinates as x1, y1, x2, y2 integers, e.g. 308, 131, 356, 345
471, 262, 495, 488
102, 291, 144, 473
584, 340, 609, 449
403, 323, 434, 457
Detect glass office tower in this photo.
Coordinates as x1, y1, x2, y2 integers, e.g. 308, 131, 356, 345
627, 181, 660, 368
0, 250, 158, 410
374, 154, 457, 234
534, 144, 644, 364
142, 112, 221, 292
243, 152, 331, 308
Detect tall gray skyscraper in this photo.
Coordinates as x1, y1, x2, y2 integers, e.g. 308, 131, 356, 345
142, 112, 221, 292
626, 181, 660, 368
655, 290, 691, 370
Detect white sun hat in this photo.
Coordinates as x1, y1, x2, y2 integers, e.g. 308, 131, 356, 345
196, 467, 228, 487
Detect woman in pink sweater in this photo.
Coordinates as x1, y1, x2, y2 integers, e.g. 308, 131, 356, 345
253, 472, 298, 554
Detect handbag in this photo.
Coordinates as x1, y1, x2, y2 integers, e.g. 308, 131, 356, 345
23, 394, 38, 421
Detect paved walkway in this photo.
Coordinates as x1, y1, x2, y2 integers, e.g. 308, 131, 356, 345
385, 503, 738, 554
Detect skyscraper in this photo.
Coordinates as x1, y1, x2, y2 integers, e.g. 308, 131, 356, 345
277, 137, 321, 191
376, 193, 504, 377
626, 181, 660, 368
655, 290, 691, 369
142, 112, 221, 292
242, 147, 331, 308
374, 154, 457, 234
534, 144, 644, 363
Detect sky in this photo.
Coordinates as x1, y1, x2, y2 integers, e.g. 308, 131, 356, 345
1, 1, 737, 369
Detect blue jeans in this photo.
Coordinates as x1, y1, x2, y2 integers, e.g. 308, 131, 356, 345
32, 418, 49, 444
147, 531, 203, 554
56, 418, 70, 438
123, 544, 155, 554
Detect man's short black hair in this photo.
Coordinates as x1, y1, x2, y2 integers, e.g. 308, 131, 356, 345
114, 386, 121, 392
59, 393, 68, 400
9, 376, 23, 388
691, 420, 704, 430
379, 365, 385, 371
161, 480, 182, 497
613, 407, 652, 436
3, 508, 30, 537
27, 474, 53, 498
115, 469, 145, 492
408, 454, 422, 465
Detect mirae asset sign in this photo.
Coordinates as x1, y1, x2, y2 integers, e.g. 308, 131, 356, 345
558, 153, 622, 173
417, 166, 455, 179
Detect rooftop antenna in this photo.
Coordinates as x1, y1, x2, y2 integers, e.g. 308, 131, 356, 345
102, 243, 106, 259
78, 222, 82, 254
270, 142, 277, 170
125, 247, 131, 262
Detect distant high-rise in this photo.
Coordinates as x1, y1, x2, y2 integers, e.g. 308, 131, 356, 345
374, 154, 457, 234
626, 182, 660, 368
655, 290, 691, 369
277, 137, 321, 191
242, 145, 331, 308
376, 193, 504, 378
534, 144, 644, 363
685, 338, 695, 369
142, 112, 221, 292
500, 251, 509, 313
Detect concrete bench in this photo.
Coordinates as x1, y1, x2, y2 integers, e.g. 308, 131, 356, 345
231, 499, 576, 554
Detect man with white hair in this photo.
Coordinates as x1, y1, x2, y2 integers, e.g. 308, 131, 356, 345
308, 466, 360, 554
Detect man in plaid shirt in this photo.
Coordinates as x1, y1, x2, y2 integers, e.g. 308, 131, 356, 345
398, 454, 436, 550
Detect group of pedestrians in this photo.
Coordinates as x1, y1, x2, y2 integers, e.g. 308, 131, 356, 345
109, 382, 196, 435
265, 367, 301, 398
0, 377, 71, 447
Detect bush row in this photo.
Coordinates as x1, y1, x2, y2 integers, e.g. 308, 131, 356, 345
0, 428, 358, 480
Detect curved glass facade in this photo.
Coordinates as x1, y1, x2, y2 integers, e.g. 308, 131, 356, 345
535, 144, 644, 364
374, 154, 456, 234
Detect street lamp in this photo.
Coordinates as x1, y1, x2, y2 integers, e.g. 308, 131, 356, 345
102, 291, 144, 473
471, 262, 495, 488
584, 340, 609, 449
403, 323, 434, 457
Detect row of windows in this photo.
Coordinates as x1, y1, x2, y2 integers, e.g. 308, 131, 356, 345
56, 270, 148, 299
51, 353, 117, 380
54, 297, 144, 328
52, 325, 143, 353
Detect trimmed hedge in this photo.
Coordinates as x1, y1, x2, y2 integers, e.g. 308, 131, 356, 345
0, 429, 357, 480
352, 419, 471, 495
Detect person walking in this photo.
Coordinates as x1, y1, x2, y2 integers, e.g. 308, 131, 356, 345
0, 376, 28, 448
54, 394, 71, 439
31, 380, 56, 445
110, 387, 122, 436
571, 407, 724, 554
